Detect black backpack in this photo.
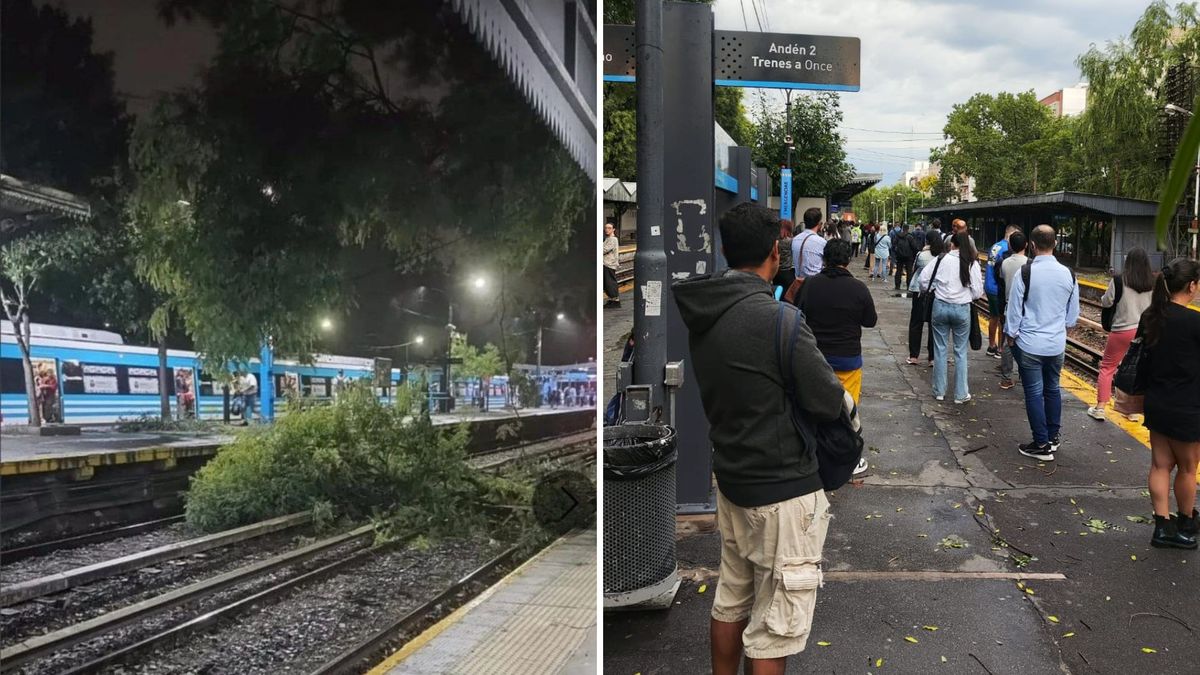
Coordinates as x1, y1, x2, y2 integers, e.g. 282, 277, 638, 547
1101, 275, 1123, 332
775, 302, 864, 491
894, 233, 915, 260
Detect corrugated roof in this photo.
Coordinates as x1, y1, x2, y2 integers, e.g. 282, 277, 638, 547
913, 191, 1158, 218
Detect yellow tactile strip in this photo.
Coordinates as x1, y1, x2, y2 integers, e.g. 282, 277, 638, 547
0, 444, 221, 476
381, 529, 596, 675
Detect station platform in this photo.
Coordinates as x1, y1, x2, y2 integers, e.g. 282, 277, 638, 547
0, 406, 591, 472
604, 278, 1198, 674
371, 528, 596, 675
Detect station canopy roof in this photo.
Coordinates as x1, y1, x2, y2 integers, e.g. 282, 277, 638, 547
602, 177, 637, 203
831, 172, 882, 204
0, 174, 92, 241
913, 191, 1158, 219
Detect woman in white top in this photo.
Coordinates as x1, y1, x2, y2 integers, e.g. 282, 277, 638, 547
1089, 247, 1156, 419
919, 232, 985, 403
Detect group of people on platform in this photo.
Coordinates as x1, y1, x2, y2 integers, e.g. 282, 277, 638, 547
672, 202, 1200, 674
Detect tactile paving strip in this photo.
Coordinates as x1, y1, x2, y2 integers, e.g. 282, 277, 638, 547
385, 529, 596, 674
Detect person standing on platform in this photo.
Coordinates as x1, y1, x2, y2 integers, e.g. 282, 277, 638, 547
863, 223, 877, 272
997, 230, 1030, 390
791, 207, 826, 281
1004, 225, 1079, 461
1139, 258, 1200, 549
872, 226, 891, 280
673, 202, 846, 675
892, 224, 917, 292
985, 225, 1020, 359
921, 231, 984, 404
1088, 247, 1154, 420
773, 219, 796, 291
234, 369, 260, 424
603, 221, 621, 308
907, 233, 944, 366
850, 221, 862, 258
910, 221, 927, 254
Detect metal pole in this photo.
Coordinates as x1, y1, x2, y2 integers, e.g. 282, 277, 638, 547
632, 0, 667, 414
1193, 145, 1199, 259
444, 304, 453, 413
785, 90, 793, 171
536, 322, 543, 406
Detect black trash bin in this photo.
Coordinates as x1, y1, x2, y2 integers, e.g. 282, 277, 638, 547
603, 423, 677, 600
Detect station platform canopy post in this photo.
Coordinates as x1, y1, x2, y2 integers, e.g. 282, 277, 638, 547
605, 1, 861, 514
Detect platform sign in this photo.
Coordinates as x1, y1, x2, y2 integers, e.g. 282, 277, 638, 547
713, 31, 859, 91
604, 24, 635, 82
603, 25, 859, 91
780, 168, 793, 221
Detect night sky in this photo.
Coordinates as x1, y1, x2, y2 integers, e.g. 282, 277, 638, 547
50, 1, 595, 366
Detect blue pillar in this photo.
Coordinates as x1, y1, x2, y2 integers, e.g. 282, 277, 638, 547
259, 341, 275, 422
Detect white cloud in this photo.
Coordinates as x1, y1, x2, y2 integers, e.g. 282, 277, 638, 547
711, 0, 1148, 184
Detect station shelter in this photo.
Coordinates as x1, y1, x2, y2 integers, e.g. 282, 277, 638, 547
915, 191, 1162, 272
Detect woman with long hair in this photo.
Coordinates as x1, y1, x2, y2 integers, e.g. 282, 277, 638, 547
1089, 248, 1155, 420
1140, 258, 1200, 549
906, 233, 945, 365
918, 231, 984, 403
773, 218, 796, 290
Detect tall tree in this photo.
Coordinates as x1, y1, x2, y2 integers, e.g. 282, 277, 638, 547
128, 0, 590, 367
750, 93, 852, 199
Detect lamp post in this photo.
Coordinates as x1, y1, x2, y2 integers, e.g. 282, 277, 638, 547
1165, 103, 1199, 260
414, 278, 486, 413
397, 335, 424, 383
534, 312, 567, 407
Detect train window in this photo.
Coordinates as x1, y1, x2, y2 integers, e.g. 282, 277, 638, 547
127, 366, 163, 395
303, 375, 330, 398
0, 357, 26, 394
198, 369, 223, 397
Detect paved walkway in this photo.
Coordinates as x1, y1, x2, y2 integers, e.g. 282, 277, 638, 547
373, 529, 596, 675
604, 275, 1199, 674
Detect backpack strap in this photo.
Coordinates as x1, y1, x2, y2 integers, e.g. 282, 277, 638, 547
1113, 274, 1123, 307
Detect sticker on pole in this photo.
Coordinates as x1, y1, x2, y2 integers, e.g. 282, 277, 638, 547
643, 280, 662, 317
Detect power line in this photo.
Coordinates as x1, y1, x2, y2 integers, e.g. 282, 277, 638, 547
738, 0, 749, 31
841, 125, 944, 135
748, 0, 764, 32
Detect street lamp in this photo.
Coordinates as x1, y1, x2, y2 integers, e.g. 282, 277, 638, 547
534, 311, 567, 407
320, 317, 333, 331
1165, 103, 1199, 259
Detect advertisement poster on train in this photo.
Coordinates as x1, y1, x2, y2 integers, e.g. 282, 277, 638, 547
127, 367, 160, 395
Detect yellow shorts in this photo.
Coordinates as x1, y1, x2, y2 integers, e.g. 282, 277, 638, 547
711, 489, 832, 659
835, 369, 862, 405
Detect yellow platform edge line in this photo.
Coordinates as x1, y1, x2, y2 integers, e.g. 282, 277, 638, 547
366, 533, 574, 675
0, 444, 221, 476
978, 315, 1198, 484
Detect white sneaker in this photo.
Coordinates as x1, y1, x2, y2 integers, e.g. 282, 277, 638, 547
955, 394, 973, 405
852, 457, 869, 475
935, 395, 945, 402
1086, 405, 1106, 420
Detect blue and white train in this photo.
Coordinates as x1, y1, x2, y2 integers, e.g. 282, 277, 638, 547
0, 321, 411, 425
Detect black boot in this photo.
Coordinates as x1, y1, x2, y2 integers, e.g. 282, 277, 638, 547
1152, 514, 1198, 550
1177, 509, 1199, 537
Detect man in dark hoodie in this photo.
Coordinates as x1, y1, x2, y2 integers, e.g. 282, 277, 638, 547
673, 202, 846, 675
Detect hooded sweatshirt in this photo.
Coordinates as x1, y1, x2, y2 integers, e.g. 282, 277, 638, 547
673, 269, 845, 507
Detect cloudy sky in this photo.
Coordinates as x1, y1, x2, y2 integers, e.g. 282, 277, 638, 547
712, 0, 1150, 184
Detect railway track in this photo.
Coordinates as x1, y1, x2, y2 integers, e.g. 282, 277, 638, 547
1, 432, 592, 674
0, 515, 185, 565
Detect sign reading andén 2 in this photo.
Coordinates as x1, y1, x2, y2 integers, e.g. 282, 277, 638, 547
603, 25, 860, 91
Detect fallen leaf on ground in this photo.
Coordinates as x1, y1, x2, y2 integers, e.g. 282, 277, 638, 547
1125, 515, 1151, 524
1142, 647, 1157, 654
923, 625, 939, 631
940, 656, 947, 663
876, 657, 884, 667
1048, 616, 1059, 623
905, 636, 919, 644
698, 584, 707, 593
1062, 632, 1075, 638
816, 641, 831, 646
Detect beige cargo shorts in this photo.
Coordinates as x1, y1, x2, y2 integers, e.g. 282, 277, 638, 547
710, 488, 832, 659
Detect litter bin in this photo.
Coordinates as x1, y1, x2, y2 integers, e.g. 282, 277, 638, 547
603, 423, 678, 606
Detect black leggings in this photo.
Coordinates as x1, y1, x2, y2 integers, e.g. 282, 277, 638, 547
909, 294, 934, 359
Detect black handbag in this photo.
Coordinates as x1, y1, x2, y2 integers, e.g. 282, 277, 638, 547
1113, 326, 1149, 395
921, 255, 947, 322
969, 305, 983, 350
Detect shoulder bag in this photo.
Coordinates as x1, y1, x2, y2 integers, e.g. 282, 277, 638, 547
775, 302, 864, 491
921, 254, 947, 322
783, 233, 812, 305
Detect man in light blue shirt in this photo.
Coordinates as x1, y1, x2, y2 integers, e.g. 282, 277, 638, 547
1004, 225, 1080, 461
792, 207, 826, 279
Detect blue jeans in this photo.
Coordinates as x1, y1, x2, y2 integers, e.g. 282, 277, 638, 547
1013, 346, 1064, 444
873, 255, 888, 277
242, 394, 257, 422
931, 299, 970, 400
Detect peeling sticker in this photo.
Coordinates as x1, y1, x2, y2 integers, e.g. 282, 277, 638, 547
696, 261, 707, 274
671, 272, 691, 280
670, 199, 708, 253
644, 280, 662, 317
650, 226, 661, 236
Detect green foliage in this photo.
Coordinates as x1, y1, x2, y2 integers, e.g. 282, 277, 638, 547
1157, 94, 1200, 249
451, 341, 505, 380
185, 384, 502, 535
132, 0, 590, 367
114, 414, 226, 434
934, 90, 1067, 200
750, 92, 852, 198
851, 184, 928, 224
